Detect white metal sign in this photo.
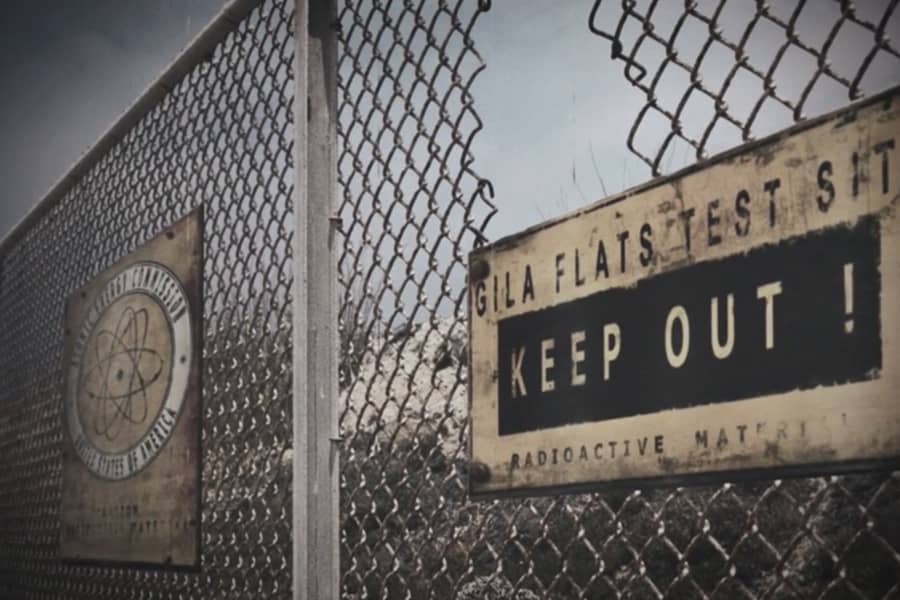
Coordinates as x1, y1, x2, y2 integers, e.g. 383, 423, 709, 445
468, 88, 900, 496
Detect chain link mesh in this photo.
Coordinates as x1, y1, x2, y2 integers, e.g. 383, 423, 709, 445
337, 1, 900, 599
2, 0, 899, 597
589, 0, 900, 175
0, 1, 295, 598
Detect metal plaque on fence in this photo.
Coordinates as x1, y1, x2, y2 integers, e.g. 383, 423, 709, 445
469, 87, 900, 496
60, 210, 202, 565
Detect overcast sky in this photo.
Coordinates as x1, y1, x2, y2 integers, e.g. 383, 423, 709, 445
2, 1, 898, 243
0, 0, 227, 240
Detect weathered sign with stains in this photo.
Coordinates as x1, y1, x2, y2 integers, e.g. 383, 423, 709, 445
468, 87, 900, 497
60, 210, 202, 565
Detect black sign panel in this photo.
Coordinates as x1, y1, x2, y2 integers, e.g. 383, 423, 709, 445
498, 217, 881, 435
468, 86, 900, 496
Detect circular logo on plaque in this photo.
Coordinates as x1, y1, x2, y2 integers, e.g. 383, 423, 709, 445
65, 262, 192, 480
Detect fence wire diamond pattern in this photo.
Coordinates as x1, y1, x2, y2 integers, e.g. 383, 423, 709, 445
0, 0, 897, 598
589, 0, 900, 175
336, 1, 900, 599
0, 1, 295, 598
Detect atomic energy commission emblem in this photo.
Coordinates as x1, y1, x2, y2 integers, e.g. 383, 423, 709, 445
65, 262, 191, 480
60, 210, 202, 566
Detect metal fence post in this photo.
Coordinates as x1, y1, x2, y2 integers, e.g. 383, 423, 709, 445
293, 0, 340, 598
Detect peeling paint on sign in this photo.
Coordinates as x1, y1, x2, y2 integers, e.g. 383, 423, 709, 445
468, 87, 900, 497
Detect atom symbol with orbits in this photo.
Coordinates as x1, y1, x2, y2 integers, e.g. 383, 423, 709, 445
80, 304, 166, 442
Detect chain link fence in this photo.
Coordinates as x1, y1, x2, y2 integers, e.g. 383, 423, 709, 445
589, 0, 900, 175
1, 0, 899, 598
0, 0, 295, 597
336, 1, 900, 599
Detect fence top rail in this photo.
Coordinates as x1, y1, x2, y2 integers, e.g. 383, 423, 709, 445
0, 0, 264, 257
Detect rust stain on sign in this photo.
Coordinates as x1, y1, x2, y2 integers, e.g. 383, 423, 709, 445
60, 209, 202, 566
468, 87, 900, 497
